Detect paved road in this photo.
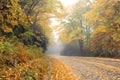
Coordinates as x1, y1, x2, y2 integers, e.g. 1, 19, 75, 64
51, 55, 120, 80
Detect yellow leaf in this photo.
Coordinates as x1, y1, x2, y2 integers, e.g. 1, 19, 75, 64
11, 20, 18, 25
3, 26, 13, 32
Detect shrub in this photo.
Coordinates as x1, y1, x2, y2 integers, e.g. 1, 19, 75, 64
25, 45, 43, 58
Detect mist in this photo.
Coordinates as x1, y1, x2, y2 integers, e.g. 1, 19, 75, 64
45, 30, 86, 56
45, 31, 64, 55
45, 31, 82, 56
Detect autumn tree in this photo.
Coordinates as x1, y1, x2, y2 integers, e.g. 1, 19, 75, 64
60, 0, 92, 55
18, 0, 63, 50
0, 0, 28, 36
84, 0, 120, 57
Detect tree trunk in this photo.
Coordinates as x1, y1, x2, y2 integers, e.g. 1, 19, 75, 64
78, 39, 84, 55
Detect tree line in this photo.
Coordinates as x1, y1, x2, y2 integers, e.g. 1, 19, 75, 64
60, 0, 120, 58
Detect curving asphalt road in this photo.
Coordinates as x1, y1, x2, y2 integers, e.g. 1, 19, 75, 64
51, 55, 120, 80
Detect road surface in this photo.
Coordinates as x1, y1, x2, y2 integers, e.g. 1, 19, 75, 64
51, 55, 120, 80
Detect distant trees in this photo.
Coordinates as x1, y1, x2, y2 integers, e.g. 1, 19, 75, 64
60, 0, 91, 56
60, 0, 120, 57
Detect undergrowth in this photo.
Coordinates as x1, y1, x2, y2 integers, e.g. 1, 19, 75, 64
0, 37, 49, 80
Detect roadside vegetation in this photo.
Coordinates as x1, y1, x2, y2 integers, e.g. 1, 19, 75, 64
0, 0, 62, 79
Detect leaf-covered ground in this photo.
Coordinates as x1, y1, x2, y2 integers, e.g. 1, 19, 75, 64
49, 56, 82, 80
0, 57, 49, 80
0, 55, 83, 80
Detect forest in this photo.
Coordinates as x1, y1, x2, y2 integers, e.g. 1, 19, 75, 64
0, 0, 120, 80
60, 0, 120, 58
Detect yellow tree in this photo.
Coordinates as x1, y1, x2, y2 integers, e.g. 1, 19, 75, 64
84, 0, 120, 57
19, 0, 63, 37
0, 0, 28, 35
59, 0, 92, 55
18, 0, 63, 50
